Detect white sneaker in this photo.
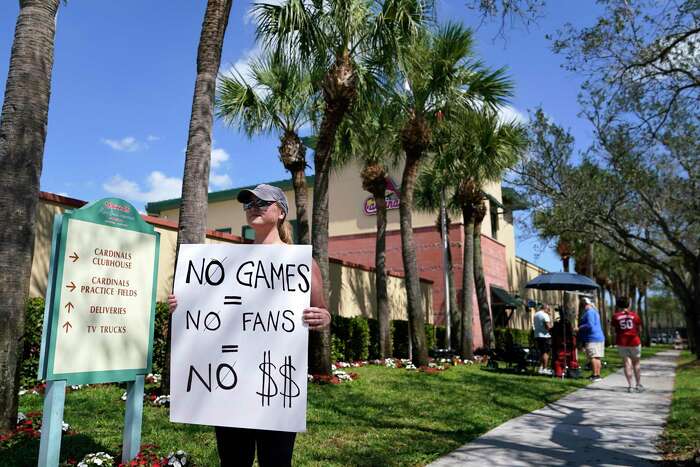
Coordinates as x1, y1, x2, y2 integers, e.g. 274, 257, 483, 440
537, 367, 545, 374
635, 384, 645, 393
544, 369, 553, 375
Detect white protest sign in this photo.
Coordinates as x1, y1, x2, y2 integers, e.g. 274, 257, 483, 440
170, 244, 311, 433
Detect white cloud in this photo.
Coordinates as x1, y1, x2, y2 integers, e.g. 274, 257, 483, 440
146, 135, 160, 142
211, 147, 230, 168
101, 136, 143, 152
220, 43, 263, 83
210, 173, 233, 189
498, 105, 528, 124
103, 171, 182, 202
209, 145, 233, 189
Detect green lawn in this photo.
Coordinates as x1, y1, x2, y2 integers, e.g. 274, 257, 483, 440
3, 345, 668, 466
659, 350, 700, 464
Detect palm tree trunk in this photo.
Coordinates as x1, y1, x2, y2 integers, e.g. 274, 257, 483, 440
162, 0, 232, 394
372, 183, 391, 358
0, 0, 60, 433
461, 204, 475, 359
291, 168, 310, 244
447, 243, 459, 349
473, 204, 494, 349
439, 210, 459, 349
399, 153, 429, 366
309, 53, 356, 375
280, 131, 309, 244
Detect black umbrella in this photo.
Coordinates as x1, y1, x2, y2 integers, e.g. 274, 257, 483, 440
525, 272, 599, 291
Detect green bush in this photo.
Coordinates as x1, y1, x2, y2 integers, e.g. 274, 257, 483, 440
348, 317, 370, 361
392, 320, 409, 358
367, 318, 380, 360
151, 302, 170, 376
435, 326, 447, 349
331, 334, 345, 363
425, 324, 437, 350
20, 298, 45, 388
494, 327, 533, 350
330, 316, 370, 361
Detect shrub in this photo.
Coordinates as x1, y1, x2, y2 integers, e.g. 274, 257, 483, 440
494, 327, 533, 350
20, 298, 45, 388
151, 302, 170, 376
367, 318, 380, 360
347, 317, 369, 361
330, 316, 369, 361
392, 320, 409, 358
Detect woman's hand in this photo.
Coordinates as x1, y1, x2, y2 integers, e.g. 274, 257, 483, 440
302, 307, 330, 330
167, 294, 178, 314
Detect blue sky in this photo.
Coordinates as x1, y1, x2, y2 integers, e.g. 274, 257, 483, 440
0, 1, 602, 273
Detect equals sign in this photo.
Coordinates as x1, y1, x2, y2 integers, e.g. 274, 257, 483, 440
222, 345, 239, 353
224, 295, 242, 305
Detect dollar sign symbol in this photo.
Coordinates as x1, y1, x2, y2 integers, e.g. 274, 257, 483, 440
279, 355, 300, 408
257, 350, 278, 406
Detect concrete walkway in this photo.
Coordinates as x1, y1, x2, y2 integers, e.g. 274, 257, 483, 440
428, 349, 680, 467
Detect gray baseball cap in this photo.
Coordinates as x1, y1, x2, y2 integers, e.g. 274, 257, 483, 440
236, 183, 288, 215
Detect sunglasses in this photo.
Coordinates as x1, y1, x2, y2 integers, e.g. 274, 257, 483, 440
243, 199, 275, 211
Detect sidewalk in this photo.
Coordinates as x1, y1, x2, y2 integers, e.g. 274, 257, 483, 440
428, 349, 680, 467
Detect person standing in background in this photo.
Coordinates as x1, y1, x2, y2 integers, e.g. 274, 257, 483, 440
611, 296, 644, 392
533, 306, 553, 375
577, 296, 605, 382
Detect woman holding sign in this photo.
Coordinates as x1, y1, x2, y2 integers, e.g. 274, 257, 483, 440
168, 184, 330, 466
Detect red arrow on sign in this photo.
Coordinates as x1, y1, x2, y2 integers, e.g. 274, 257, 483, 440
62, 322, 72, 333
69, 252, 79, 262
64, 302, 74, 313
66, 282, 76, 292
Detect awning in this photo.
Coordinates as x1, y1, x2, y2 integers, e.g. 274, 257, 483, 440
483, 192, 504, 210
490, 286, 522, 309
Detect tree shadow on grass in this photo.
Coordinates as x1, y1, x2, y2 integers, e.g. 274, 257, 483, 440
0, 434, 112, 467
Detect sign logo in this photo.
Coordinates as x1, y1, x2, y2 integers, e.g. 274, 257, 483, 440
363, 178, 401, 215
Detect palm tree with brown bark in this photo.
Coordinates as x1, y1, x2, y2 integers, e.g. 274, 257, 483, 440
253, 0, 433, 374
0, 0, 61, 433
390, 23, 512, 363
336, 103, 402, 358
217, 51, 316, 243
162, 0, 233, 394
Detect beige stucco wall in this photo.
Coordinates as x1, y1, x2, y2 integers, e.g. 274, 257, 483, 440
328, 260, 433, 322
30, 196, 433, 323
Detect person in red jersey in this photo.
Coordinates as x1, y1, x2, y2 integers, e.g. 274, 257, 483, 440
611, 296, 644, 392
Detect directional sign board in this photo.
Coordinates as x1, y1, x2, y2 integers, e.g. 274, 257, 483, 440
38, 198, 160, 384
170, 244, 311, 433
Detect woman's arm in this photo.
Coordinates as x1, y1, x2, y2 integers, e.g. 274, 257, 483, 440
302, 259, 331, 330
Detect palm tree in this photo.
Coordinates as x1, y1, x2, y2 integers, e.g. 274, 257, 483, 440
162, 0, 233, 394
390, 23, 512, 364
463, 110, 526, 349
414, 165, 460, 350
0, 0, 61, 432
336, 103, 402, 358
218, 51, 316, 243
253, 0, 432, 374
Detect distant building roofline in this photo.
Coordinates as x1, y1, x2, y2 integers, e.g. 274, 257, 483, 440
145, 174, 315, 215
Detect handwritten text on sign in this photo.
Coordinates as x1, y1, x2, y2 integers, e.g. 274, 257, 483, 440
170, 244, 311, 433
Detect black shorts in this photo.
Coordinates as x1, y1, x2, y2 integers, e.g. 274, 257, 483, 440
536, 337, 551, 354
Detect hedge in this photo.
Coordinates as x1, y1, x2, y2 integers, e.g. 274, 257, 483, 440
494, 327, 534, 350
18, 299, 450, 386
